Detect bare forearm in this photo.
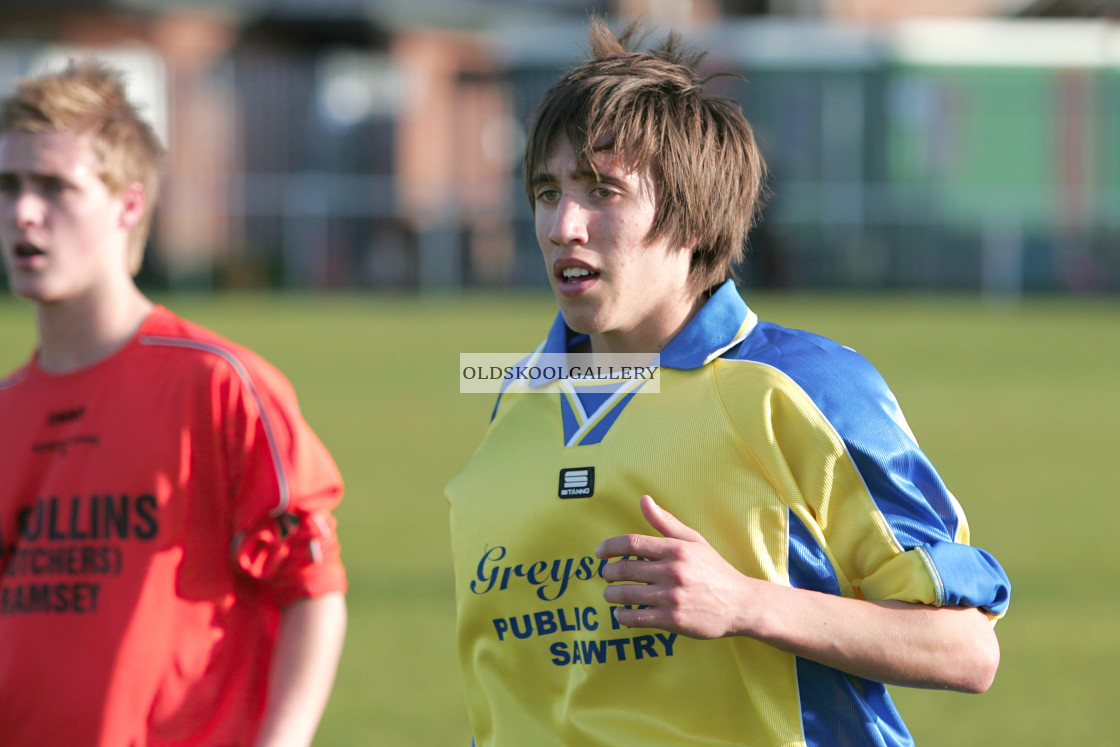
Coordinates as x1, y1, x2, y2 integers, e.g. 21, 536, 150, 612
739, 582, 999, 692
254, 592, 348, 747
601, 496, 1000, 694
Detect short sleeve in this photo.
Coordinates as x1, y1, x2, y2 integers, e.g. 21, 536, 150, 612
740, 343, 1010, 619
213, 350, 347, 607
860, 541, 1010, 616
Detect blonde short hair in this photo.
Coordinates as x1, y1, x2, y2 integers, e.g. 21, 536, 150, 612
1, 59, 165, 275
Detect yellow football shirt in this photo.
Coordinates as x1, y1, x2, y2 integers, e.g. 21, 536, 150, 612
447, 281, 1010, 746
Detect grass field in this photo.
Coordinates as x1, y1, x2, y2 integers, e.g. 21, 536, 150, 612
1, 290, 1117, 745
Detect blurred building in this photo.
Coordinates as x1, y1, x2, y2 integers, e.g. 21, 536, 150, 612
1016, 0, 1120, 17
0, 0, 1116, 294
0, 0, 523, 290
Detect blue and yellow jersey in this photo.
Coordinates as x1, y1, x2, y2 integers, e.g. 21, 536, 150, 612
446, 281, 1010, 747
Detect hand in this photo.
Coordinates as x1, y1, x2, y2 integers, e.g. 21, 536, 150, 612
595, 495, 757, 639
595, 497, 1002, 691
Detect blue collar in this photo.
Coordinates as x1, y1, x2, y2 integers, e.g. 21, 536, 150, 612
541, 279, 757, 370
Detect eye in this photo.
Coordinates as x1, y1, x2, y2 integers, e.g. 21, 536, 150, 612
590, 186, 615, 200
40, 177, 67, 195
0, 175, 18, 195
535, 187, 559, 203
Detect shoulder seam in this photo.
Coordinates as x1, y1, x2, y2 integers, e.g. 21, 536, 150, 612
140, 335, 290, 516
709, 359, 784, 499
0, 366, 30, 391
717, 357, 904, 554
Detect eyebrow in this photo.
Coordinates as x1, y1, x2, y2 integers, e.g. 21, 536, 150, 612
529, 167, 607, 188
528, 171, 555, 188
0, 168, 59, 177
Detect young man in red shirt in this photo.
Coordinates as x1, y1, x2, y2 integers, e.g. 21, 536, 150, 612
0, 61, 347, 746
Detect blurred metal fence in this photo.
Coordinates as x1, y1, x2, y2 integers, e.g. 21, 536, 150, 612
1, 18, 1118, 295
501, 19, 1120, 294
224, 46, 411, 289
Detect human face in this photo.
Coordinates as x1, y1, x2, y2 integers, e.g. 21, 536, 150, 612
532, 138, 699, 354
0, 130, 138, 305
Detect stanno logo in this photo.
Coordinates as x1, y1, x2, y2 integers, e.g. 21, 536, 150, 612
46, 406, 86, 426
558, 467, 594, 499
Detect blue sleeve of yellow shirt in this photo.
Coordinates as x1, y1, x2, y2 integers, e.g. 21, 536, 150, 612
731, 321, 1011, 618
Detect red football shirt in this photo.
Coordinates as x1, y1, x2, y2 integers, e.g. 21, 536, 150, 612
0, 306, 346, 746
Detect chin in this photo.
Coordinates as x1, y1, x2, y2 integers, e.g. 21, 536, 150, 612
8, 280, 43, 301
9, 279, 68, 305
556, 307, 605, 338
555, 295, 607, 332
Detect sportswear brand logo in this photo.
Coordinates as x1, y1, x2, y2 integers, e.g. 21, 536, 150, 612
559, 467, 594, 499
46, 406, 86, 426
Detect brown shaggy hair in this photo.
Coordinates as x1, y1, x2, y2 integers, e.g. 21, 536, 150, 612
523, 18, 767, 296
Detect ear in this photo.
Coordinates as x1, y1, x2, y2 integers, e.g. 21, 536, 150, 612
675, 231, 700, 255
117, 182, 146, 231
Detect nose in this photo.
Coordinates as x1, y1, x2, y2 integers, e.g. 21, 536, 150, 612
547, 195, 588, 247
11, 189, 45, 229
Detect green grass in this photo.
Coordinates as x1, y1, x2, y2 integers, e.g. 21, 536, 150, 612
2, 290, 1117, 745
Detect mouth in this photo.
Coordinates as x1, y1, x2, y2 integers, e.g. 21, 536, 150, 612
558, 266, 600, 285
14, 242, 45, 259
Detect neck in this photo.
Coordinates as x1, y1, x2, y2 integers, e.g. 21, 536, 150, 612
589, 292, 706, 356
35, 282, 153, 374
